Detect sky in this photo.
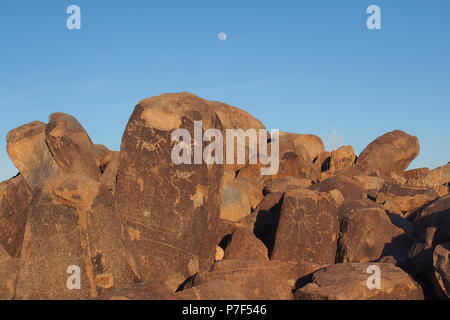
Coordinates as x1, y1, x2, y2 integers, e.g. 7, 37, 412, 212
0, 0, 449, 180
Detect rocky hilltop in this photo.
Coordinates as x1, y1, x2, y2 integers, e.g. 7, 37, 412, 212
0, 92, 449, 300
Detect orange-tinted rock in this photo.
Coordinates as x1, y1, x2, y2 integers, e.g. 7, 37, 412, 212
6, 121, 59, 191
376, 183, 439, 216
310, 174, 366, 202
329, 146, 356, 173
99, 151, 120, 194
96, 281, 178, 300
16, 174, 138, 300
413, 163, 450, 187
271, 189, 339, 264
45, 113, 100, 180
177, 280, 248, 300
405, 168, 431, 181
432, 242, 450, 299
224, 227, 268, 261
0, 175, 31, 257
295, 263, 424, 300
115, 93, 224, 290
409, 195, 450, 277
279, 132, 325, 162
0, 247, 18, 300
263, 177, 311, 195
193, 259, 322, 300
358, 130, 420, 179
336, 205, 412, 263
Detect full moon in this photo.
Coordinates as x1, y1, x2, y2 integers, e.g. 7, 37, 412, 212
217, 32, 227, 41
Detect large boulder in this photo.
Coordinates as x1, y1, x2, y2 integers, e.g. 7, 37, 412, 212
6, 121, 59, 192
220, 177, 263, 222
295, 263, 424, 300
0, 247, 18, 300
357, 130, 420, 179
16, 174, 138, 300
329, 146, 357, 173
223, 227, 268, 261
0, 175, 31, 257
271, 189, 339, 265
432, 242, 450, 299
193, 259, 323, 300
115, 93, 224, 290
45, 113, 100, 180
409, 195, 450, 277
413, 163, 450, 188
336, 204, 412, 263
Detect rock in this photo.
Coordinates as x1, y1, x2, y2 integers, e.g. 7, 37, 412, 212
177, 280, 248, 300
295, 263, 424, 300
45, 113, 100, 180
336, 204, 412, 263
99, 151, 120, 194
96, 281, 178, 300
193, 259, 322, 300
16, 174, 138, 300
224, 227, 268, 261
432, 242, 450, 299
271, 189, 339, 265
309, 175, 366, 202
357, 130, 420, 179
0, 247, 18, 300
220, 177, 263, 222
329, 146, 356, 173
263, 177, 311, 195
253, 192, 285, 255
405, 168, 431, 181
215, 246, 224, 261
115, 93, 224, 290
413, 163, 450, 187
0, 175, 31, 257
409, 195, 450, 277
93, 144, 111, 171
279, 132, 325, 162
337, 199, 384, 219
376, 183, 439, 217
6, 121, 59, 191
210, 99, 267, 173
313, 151, 331, 173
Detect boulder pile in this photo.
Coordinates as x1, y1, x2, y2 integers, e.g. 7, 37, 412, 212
0, 92, 448, 300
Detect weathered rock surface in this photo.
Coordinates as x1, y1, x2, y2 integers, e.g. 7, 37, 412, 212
337, 204, 412, 263
329, 146, 357, 173
357, 130, 420, 179
409, 195, 450, 277
193, 259, 323, 300
310, 174, 366, 202
115, 93, 224, 290
177, 280, 248, 300
223, 227, 268, 261
0, 247, 18, 300
271, 189, 339, 264
0, 175, 31, 258
432, 242, 450, 299
16, 174, 137, 299
295, 263, 424, 300
45, 113, 100, 180
96, 281, 178, 300
279, 131, 325, 162
376, 183, 439, 217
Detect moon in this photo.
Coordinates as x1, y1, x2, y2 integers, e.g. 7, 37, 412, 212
217, 32, 227, 41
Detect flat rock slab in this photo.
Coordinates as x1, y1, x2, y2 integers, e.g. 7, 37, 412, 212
295, 263, 424, 300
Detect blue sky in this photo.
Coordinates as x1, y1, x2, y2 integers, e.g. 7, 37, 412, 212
0, 0, 449, 180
